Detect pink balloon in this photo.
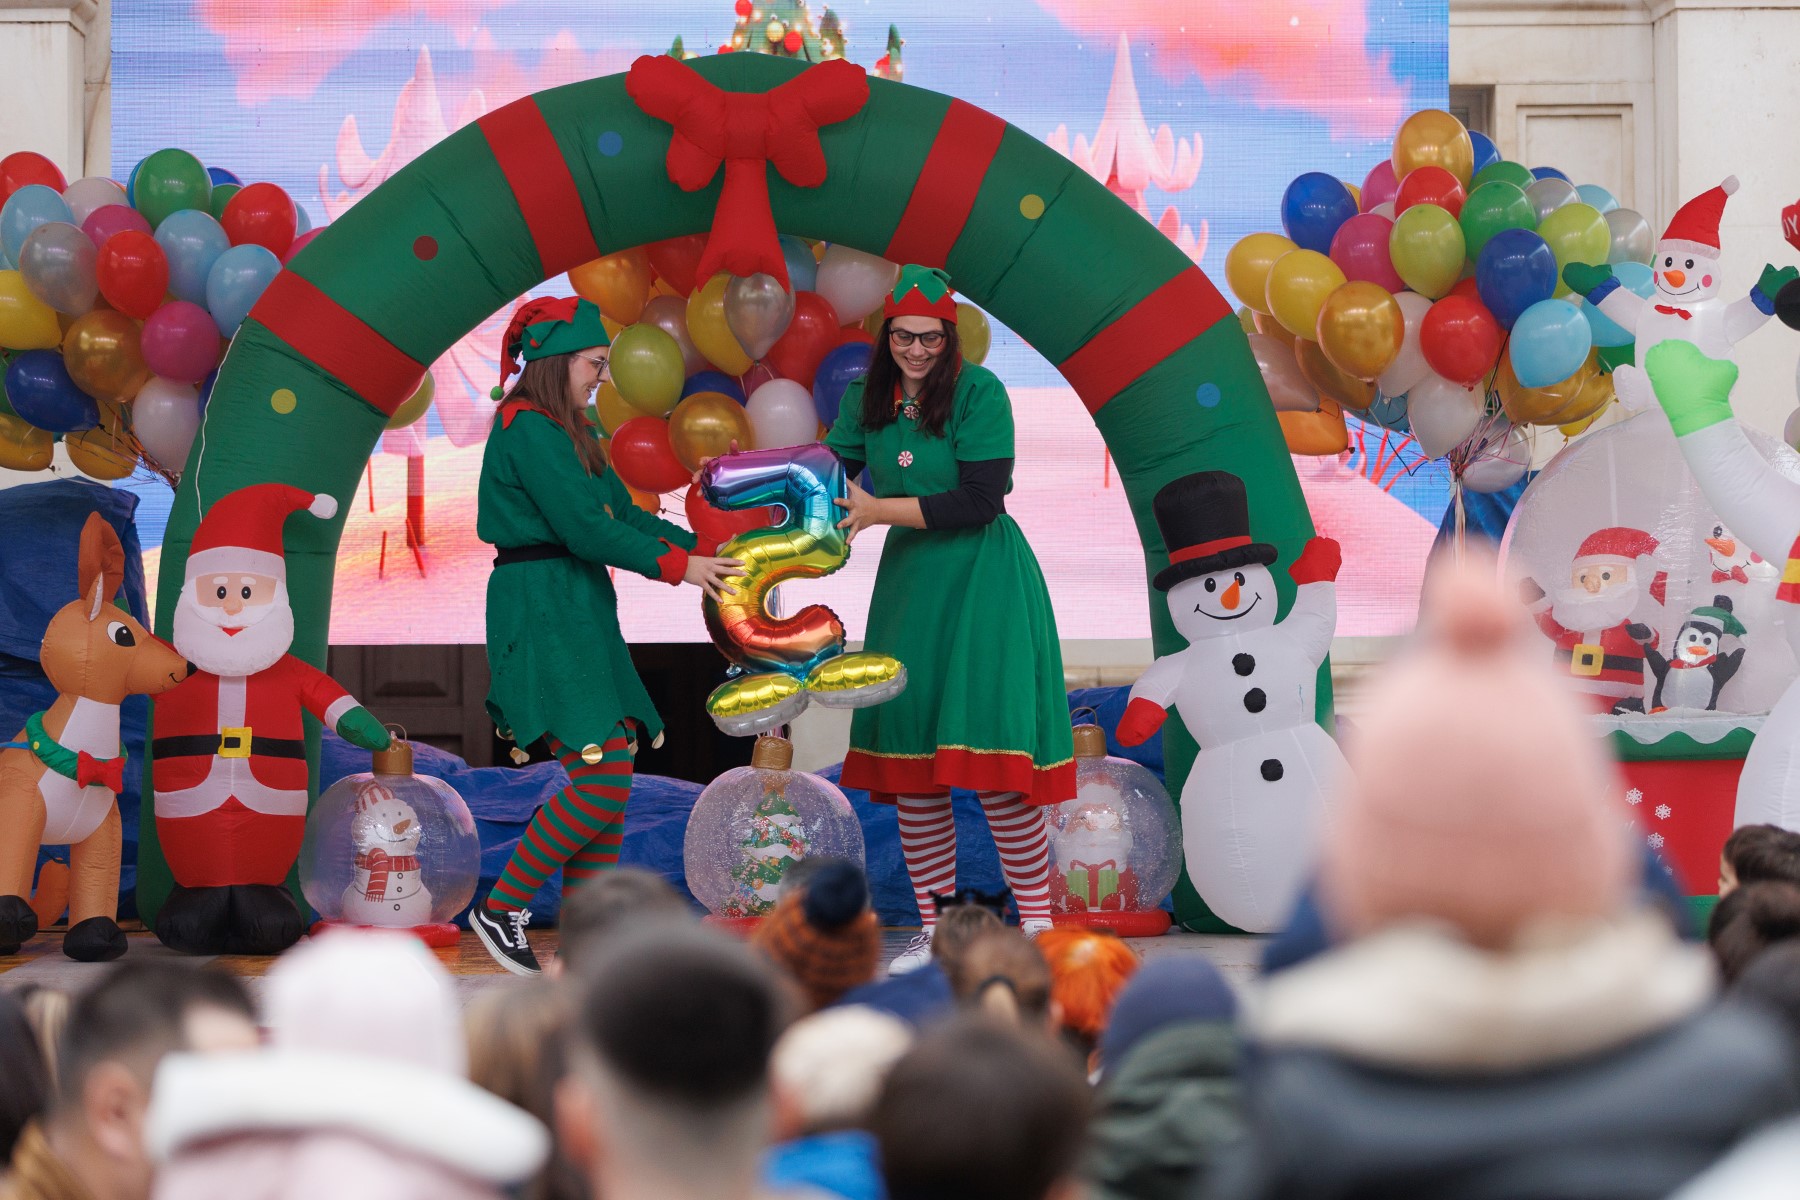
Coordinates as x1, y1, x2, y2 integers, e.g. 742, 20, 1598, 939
141, 300, 223, 385
81, 204, 152, 248
1360, 161, 1399, 213
283, 226, 324, 265
1328, 213, 1404, 292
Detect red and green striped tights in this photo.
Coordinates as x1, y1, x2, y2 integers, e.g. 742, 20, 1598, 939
486, 725, 633, 913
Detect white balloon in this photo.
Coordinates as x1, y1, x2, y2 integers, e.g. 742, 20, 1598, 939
1460, 419, 1530, 492
1377, 291, 1435, 396
61, 177, 127, 226
133, 377, 202, 472
1787, 403, 1800, 452
745, 379, 819, 450
815, 246, 899, 325
1408, 372, 1485, 459
1370, 201, 1396, 220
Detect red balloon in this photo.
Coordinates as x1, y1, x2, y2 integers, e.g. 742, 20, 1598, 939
764, 291, 841, 389
95, 231, 170, 320
609, 417, 691, 494
1447, 277, 1482, 301
647, 235, 707, 296
1420, 295, 1502, 386
1394, 166, 1467, 219
683, 483, 779, 550
837, 326, 873, 346
221, 182, 297, 256
0, 152, 66, 207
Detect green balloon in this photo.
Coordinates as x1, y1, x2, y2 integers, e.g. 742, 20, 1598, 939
134, 148, 213, 232
1597, 342, 1634, 373
1537, 203, 1611, 296
1459, 181, 1538, 262
1473, 161, 1536, 192
0, 348, 14, 418
609, 323, 686, 416
1389, 203, 1466, 299
209, 183, 242, 223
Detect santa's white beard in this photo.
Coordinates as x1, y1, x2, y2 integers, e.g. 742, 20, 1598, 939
174, 591, 294, 677
1550, 587, 1637, 634
1055, 825, 1134, 869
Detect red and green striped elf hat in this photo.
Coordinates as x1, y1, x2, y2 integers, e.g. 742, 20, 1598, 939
883, 264, 959, 322
491, 296, 611, 399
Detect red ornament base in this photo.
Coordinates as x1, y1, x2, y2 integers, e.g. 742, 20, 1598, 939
1616, 756, 1743, 894
308, 919, 462, 948
703, 914, 768, 936
1049, 909, 1173, 938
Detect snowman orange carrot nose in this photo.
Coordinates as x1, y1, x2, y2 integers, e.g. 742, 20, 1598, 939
1222, 579, 1241, 609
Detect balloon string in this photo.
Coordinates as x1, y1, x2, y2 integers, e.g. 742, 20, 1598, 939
1453, 480, 1466, 563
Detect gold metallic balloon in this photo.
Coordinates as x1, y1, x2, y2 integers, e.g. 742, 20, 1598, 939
706, 671, 807, 735
1547, 363, 1614, 426
1316, 281, 1404, 381
805, 651, 906, 701
669, 390, 753, 474
1495, 350, 1598, 425
1278, 398, 1349, 456
1392, 109, 1476, 187
0, 412, 54, 471
1294, 338, 1376, 410
65, 424, 139, 480
1226, 232, 1298, 315
570, 248, 653, 326
1251, 308, 1298, 350
62, 309, 149, 404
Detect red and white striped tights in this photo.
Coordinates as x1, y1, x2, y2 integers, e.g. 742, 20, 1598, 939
895, 792, 1052, 926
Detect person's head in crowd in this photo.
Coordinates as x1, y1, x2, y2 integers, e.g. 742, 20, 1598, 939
1096, 955, 1239, 1078
146, 930, 547, 1200
752, 858, 881, 1012
559, 923, 793, 1200
930, 902, 1004, 977
947, 929, 1055, 1030
14, 983, 71, 1090
1320, 552, 1635, 949
1720, 824, 1800, 896
465, 979, 584, 1200
1709, 880, 1800, 983
0, 989, 51, 1163
870, 1014, 1090, 1200
1034, 928, 1140, 1057
19, 962, 257, 1200
1731, 941, 1800, 1048
769, 1005, 913, 1139
552, 865, 692, 977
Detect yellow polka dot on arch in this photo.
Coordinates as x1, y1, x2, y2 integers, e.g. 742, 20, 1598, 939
271, 388, 297, 414
1019, 194, 1046, 220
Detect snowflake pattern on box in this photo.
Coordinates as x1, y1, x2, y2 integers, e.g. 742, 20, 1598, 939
1655, 804, 1673, 820
720, 781, 809, 918
1647, 832, 1666, 850
1626, 788, 1644, 806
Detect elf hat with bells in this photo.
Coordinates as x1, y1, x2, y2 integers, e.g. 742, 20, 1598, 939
491, 297, 611, 400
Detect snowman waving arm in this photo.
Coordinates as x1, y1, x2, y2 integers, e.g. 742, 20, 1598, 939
1565, 263, 1648, 338
1118, 651, 1187, 747
1726, 263, 1799, 346
1282, 537, 1342, 667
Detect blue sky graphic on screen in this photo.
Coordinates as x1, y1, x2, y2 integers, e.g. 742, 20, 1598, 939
112, 0, 1449, 645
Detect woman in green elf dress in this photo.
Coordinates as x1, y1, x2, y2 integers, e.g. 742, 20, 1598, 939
471, 296, 740, 974
826, 265, 1073, 971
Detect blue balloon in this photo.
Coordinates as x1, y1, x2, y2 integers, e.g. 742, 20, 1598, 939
198, 368, 218, 416
1475, 228, 1558, 329
1576, 184, 1619, 214
1, 185, 74, 265
206, 166, 242, 188
1365, 389, 1410, 433
779, 235, 817, 293
1581, 260, 1654, 347
1530, 166, 1571, 183
681, 369, 746, 403
126, 158, 142, 208
205, 244, 281, 337
5, 350, 97, 433
1469, 131, 1501, 178
1510, 298, 1593, 387
156, 209, 232, 305
1280, 172, 1358, 254
295, 204, 313, 235
812, 342, 873, 427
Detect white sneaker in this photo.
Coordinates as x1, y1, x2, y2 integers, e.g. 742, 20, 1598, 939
888, 929, 935, 975
1021, 918, 1054, 939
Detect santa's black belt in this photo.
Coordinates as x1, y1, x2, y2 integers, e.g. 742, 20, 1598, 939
1554, 651, 1642, 673
153, 734, 307, 759
493, 544, 571, 567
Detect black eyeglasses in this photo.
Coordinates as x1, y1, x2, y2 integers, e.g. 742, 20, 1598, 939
889, 329, 946, 349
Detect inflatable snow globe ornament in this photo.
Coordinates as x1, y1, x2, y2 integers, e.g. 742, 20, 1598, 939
1043, 714, 1181, 936
683, 734, 865, 928
299, 729, 481, 948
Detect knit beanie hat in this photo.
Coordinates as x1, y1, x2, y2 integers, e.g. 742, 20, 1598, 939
1097, 956, 1238, 1074
753, 858, 881, 1010
1318, 551, 1634, 949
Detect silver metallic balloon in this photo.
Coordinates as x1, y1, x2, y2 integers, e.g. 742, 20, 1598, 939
724, 272, 795, 361
1525, 177, 1579, 225
1605, 208, 1655, 266
18, 220, 97, 315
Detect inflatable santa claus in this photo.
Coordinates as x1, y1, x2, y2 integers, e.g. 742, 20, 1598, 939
1520, 527, 1667, 713
152, 484, 391, 955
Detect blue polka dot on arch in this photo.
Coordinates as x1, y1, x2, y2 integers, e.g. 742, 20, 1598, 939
597, 131, 624, 157
1196, 382, 1221, 408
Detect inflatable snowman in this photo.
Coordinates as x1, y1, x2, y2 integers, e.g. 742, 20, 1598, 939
1117, 471, 1346, 932
341, 781, 434, 925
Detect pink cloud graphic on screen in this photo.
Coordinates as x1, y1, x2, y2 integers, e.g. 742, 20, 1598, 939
1035, 0, 1411, 138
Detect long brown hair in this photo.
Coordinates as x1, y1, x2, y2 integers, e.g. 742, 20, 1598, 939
501, 352, 607, 475
859, 317, 963, 438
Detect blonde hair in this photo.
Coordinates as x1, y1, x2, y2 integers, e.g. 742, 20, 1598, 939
770, 1005, 913, 1133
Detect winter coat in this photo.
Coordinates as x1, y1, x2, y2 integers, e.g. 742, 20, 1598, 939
1085, 1020, 1242, 1200
1668, 1113, 1800, 1199
763, 1131, 886, 1200
1207, 911, 1799, 1200
151, 1130, 507, 1200
0, 1125, 91, 1200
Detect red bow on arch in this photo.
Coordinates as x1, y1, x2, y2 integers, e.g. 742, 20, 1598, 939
626, 55, 869, 290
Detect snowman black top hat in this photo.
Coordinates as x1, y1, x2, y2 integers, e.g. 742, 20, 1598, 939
1151, 470, 1278, 591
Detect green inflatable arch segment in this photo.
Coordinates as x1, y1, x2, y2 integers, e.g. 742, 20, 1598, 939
137, 53, 1326, 933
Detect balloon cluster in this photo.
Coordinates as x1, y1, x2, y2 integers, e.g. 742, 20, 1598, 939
0, 149, 312, 480
572, 235, 992, 519
1228, 110, 1656, 492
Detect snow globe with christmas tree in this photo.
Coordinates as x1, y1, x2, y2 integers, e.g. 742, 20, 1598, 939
1041, 717, 1182, 936
683, 734, 866, 927
298, 733, 482, 948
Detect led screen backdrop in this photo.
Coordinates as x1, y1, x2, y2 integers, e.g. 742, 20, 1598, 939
113, 0, 1450, 645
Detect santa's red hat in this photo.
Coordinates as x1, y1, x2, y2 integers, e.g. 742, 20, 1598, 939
1660, 177, 1737, 258
1574, 526, 1666, 604
186, 483, 338, 582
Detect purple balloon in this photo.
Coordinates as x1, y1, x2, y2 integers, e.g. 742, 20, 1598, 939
80, 204, 152, 248
1328, 213, 1404, 292
142, 300, 223, 384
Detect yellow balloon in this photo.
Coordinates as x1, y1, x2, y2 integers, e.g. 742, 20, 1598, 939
1392, 109, 1475, 187
1227, 233, 1299, 315
570, 248, 653, 326
0, 412, 54, 471
1316, 281, 1404, 381
1537, 203, 1611, 298
610, 323, 686, 416
1294, 339, 1375, 409
686, 273, 753, 376
1279, 398, 1349, 456
66, 425, 139, 480
1388, 204, 1466, 299
386, 372, 435, 429
590, 381, 640, 436
668, 390, 753, 473
62, 310, 149, 404
0, 270, 63, 351
1345, 182, 1363, 210
1266, 250, 1346, 341
956, 303, 991, 364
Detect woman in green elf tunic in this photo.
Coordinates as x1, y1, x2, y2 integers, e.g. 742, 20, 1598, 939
826, 265, 1073, 971
471, 296, 740, 974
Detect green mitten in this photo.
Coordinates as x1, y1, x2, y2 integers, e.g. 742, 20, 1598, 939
1562, 262, 1614, 297
336, 705, 394, 751
1644, 340, 1738, 437
1759, 264, 1799, 298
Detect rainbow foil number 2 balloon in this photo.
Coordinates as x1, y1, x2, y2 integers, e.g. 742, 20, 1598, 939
700, 443, 906, 735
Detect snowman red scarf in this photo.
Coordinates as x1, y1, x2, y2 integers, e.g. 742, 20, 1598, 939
355, 849, 420, 899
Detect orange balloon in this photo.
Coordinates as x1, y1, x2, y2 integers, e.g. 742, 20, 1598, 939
668, 391, 752, 473
1294, 339, 1376, 410
1316, 282, 1404, 381
1279, 398, 1349, 456
686, 273, 754, 376
627, 484, 660, 513
1392, 109, 1476, 187
62, 310, 149, 404
570, 249, 653, 325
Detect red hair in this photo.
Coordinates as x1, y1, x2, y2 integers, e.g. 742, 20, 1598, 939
1034, 928, 1140, 1045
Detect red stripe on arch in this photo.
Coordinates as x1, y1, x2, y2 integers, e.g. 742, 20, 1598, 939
1057, 268, 1232, 415
478, 97, 600, 278
249, 272, 425, 415
885, 100, 1007, 269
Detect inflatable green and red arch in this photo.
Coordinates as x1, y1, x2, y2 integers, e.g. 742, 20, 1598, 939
137, 52, 1323, 932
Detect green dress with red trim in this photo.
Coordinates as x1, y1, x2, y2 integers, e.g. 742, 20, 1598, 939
478, 401, 696, 751
825, 363, 1074, 805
